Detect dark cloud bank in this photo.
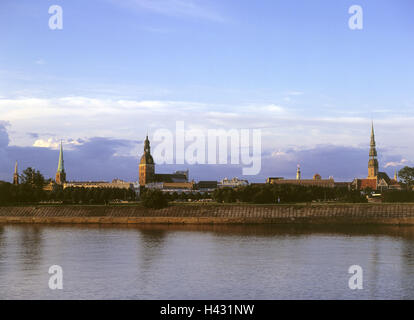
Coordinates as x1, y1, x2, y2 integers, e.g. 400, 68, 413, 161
0, 123, 403, 183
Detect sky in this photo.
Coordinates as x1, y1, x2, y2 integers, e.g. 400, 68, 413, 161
0, 0, 413, 183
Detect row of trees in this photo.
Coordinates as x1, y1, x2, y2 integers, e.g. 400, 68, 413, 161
213, 184, 367, 204
0, 182, 47, 204
0, 183, 136, 205
382, 190, 414, 203
2, 166, 414, 207
47, 187, 136, 204
138, 184, 368, 209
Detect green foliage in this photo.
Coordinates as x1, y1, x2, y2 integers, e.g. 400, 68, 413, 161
213, 184, 367, 204
165, 191, 211, 202
0, 182, 136, 205
20, 167, 46, 189
382, 190, 414, 203
0, 181, 46, 204
398, 166, 414, 188
141, 189, 169, 209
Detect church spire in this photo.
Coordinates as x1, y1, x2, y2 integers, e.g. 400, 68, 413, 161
56, 141, 66, 185
370, 122, 376, 151
368, 122, 379, 178
144, 134, 151, 154
57, 140, 65, 172
13, 161, 19, 185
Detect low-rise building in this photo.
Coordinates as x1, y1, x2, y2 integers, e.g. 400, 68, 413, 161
64, 179, 135, 190
145, 181, 195, 194
218, 177, 249, 188
196, 181, 218, 192
267, 174, 336, 188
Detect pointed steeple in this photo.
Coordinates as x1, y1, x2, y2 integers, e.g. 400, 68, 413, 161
13, 161, 19, 185
56, 141, 66, 185
57, 141, 65, 173
144, 134, 151, 154
368, 122, 379, 178
369, 121, 377, 157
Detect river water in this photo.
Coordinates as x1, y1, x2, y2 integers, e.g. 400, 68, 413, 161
0, 224, 413, 299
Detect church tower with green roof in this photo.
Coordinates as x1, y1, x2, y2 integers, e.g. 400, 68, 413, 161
55, 141, 66, 185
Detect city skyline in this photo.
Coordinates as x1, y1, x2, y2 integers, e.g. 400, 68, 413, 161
2, 1, 414, 303
4, 122, 403, 185
1, 0, 413, 182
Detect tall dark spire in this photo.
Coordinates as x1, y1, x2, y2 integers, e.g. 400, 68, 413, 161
144, 134, 150, 154
369, 122, 377, 156
368, 122, 379, 178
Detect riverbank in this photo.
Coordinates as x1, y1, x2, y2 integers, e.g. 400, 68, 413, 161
1, 203, 414, 225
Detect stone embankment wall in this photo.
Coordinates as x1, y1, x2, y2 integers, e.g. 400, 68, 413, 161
1, 204, 414, 225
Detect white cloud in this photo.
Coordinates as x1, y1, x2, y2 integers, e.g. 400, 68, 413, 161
272, 150, 287, 157
33, 138, 83, 149
384, 159, 409, 168
33, 138, 59, 149
1, 95, 414, 164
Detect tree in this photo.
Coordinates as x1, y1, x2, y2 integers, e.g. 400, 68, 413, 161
252, 188, 274, 204
141, 189, 169, 209
398, 166, 414, 188
20, 167, 46, 189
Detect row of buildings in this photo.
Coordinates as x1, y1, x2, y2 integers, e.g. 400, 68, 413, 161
11, 123, 404, 195
12, 142, 139, 193
11, 136, 249, 195
268, 123, 401, 191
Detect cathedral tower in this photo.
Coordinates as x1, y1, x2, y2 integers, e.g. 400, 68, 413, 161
13, 161, 19, 185
139, 135, 155, 186
55, 141, 66, 185
368, 122, 379, 178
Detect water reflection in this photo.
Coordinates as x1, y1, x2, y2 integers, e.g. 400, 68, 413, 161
16, 223, 413, 238
0, 223, 413, 299
138, 229, 167, 273
18, 226, 43, 272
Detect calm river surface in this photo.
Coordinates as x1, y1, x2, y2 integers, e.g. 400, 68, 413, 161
0, 223, 413, 299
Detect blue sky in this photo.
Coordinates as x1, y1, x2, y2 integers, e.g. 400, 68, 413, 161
0, 0, 413, 182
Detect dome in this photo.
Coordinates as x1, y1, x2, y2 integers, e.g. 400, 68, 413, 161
140, 152, 154, 165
